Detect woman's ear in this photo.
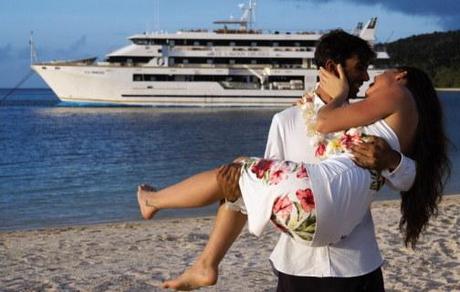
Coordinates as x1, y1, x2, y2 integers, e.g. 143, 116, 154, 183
395, 71, 408, 81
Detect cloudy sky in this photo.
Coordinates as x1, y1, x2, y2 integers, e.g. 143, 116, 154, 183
1, 0, 458, 88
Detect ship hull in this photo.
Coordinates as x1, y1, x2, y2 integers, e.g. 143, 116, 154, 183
32, 64, 382, 107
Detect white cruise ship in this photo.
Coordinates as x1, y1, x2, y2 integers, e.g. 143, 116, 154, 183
32, 1, 389, 107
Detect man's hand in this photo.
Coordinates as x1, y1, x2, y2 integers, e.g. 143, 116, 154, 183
217, 163, 242, 202
350, 135, 402, 171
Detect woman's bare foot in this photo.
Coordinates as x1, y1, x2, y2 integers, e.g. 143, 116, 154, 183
162, 261, 218, 291
137, 184, 159, 220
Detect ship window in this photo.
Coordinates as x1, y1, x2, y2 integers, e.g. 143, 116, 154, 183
251, 60, 257, 64
133, 39, 148, 45
207, 42, 213, 46
207, 59, 213, 64
193, 41, 200, 46
169, 40, 175, 46
183, 59, 189, 64
273, 42, 279, 47
229, 59, 235, 65
251, 42, 257, 47
229, 41, 235, 46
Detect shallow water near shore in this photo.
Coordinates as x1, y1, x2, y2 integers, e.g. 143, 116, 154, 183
1, 89, 459, 231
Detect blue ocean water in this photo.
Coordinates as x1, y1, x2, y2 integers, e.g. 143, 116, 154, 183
1, 89, 459, 231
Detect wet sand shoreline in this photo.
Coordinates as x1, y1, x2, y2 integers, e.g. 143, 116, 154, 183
1, 196, 459, 291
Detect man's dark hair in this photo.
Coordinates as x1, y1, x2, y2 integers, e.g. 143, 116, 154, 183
314, 29, 376, 67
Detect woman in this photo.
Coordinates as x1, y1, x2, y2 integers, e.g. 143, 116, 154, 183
137, 66, 450, 289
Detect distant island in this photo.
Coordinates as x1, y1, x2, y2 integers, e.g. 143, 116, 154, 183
378, 30, 460, 88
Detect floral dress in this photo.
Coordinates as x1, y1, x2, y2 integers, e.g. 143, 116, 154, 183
239, 158, 317, 242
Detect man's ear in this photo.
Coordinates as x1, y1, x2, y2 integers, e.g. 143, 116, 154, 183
324, 59, 339, 76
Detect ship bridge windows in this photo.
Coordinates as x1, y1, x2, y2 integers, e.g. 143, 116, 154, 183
132, 39, 149, 45
132, 38, 167, 45
106, 56, 153, 64
133, 74, 260, 83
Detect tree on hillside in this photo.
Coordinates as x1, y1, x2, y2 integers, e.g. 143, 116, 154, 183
380, 31, 460, 87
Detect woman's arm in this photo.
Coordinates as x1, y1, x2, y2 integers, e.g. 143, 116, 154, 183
315, 68, 405, 133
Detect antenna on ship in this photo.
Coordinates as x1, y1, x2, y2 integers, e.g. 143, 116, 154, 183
214, 0, 257, 31
240, 0, 256, 30
29, 31, 38, 65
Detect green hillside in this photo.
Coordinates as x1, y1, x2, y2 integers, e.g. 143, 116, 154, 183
380, 30, 460, 88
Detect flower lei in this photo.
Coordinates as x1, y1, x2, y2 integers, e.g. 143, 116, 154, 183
297, 91, 365, 160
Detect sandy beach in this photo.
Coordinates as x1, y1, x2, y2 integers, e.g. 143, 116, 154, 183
1, 196, 459, 291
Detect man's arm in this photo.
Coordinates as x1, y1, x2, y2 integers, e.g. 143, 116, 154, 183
264, 114, 285, 160
350, 136, 416, 191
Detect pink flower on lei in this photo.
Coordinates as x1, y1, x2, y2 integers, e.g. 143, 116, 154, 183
340, 129, 363, 150
250, 159, 273, 179
296, 188, 315, 212
315, 143, 326, 157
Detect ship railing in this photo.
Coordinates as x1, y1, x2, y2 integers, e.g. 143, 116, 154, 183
171, 64, 306, 69
171, 46, 315, 52
34, 57, 97, 66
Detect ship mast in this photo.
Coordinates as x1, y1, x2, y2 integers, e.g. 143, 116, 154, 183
213, 0, 257, 31
29, 31, 38, 65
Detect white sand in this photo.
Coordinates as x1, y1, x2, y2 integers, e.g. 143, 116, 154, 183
1, 196, 459, 291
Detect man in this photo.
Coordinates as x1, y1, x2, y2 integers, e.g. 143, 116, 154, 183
163, 30, 415, 291
263, 30, 415, 292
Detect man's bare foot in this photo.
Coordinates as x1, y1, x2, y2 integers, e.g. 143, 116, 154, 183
137, 184, 159, 220
162, 261, 218, 291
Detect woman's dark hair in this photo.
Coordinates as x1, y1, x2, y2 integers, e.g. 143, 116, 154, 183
314, 29, 376, 67
397, 66, 451, 248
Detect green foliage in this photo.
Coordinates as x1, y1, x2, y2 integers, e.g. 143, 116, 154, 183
380, 30, 460, 88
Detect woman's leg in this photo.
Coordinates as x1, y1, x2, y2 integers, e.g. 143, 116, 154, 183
137, 168, 224, 220
162, 203, 247, 290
